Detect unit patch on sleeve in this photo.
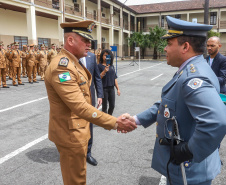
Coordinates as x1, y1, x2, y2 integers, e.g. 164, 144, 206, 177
58, 57, 69, 67
187, 78, 203, 89
59, 72, 71, 82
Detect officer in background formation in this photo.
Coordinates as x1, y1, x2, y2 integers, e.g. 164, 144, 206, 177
5, 45, 11, 77
26, 44, 38, 84
21, 45, 27, 78
8, 42, 24, 86
34, 45, 41, 76
206, 36, 226, 94
39, 44, 48, 80
0, 42, 9, 88
47, 43, 57, 64
123, 16, 226, 185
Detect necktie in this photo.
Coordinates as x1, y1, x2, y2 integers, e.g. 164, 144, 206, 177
79, 60, 84, 68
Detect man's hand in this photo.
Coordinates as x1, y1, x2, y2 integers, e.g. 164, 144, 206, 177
116, 113, 137, 133
97, 98, 102, 109
171, 141, 193, 165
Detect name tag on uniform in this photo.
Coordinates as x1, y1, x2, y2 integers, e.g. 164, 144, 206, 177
79, 81, 86, 86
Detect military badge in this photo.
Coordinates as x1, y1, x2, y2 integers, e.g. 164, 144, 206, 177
187, 78, 203, 89
164, 108, 170, 118
58, 72, 71, 82
58, 57, 69, 67
184, 160, 191, 168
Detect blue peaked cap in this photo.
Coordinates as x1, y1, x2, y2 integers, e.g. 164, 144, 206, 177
162, 16, 213, 39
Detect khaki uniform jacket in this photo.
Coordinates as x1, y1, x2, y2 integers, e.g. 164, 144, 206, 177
9, 49, 21, 67
26, 50, 36, 67
39, 50, 48, 67
45, 48, 117, 148
47, 49, 57, 63
21, 50, 27, 64
0, 49, 6, 68
34, 50, 40, 64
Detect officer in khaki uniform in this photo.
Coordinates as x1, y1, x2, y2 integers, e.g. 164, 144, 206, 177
21, 45, 27, 78
9, 42, 24, 86
5, 45, 11, 77
6, 43, 14, 79
47, 43, 57, 64
39, 44, 47, 80
44, 20, 137, 185
26, 44, 38, 84
34, 45, 41, 76
0, 43, 9, 88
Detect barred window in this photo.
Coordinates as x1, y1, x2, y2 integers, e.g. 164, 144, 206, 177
210, 12, 217, 25
161, 16, 165, 27
38, 38, 51, 49
14, 36, 28, 50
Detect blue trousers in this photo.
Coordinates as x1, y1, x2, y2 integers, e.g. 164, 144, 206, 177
167, 180, 212, 185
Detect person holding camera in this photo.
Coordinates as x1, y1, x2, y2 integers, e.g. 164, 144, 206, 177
98, 49, 120, 115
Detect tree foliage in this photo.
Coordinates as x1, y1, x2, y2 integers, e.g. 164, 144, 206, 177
207, 30, 221, 38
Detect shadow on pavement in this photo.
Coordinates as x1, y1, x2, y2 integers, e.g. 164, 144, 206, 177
26, 147, 60, 164
139, 176, 160, 185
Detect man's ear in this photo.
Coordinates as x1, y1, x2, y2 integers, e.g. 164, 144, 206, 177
182, 42, 190, 53
67, 36, 74, 46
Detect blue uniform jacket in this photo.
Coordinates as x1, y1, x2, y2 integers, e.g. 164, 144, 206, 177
85, 52, 103, 106
137, 55, 226, 184
206, 52, 226, 94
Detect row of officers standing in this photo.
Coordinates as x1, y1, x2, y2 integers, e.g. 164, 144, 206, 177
0, 42, 59, 88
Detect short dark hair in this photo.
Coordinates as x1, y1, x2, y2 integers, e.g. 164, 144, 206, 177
177, 36, 207, 54
99, 49, 114, 65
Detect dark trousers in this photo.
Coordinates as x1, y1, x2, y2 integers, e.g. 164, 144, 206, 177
87, 123, 93, 157
102, 86, 115, 115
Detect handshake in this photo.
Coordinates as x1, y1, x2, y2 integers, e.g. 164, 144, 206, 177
115, 113, 137, 133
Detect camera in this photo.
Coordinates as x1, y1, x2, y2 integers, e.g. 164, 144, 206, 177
106, 55, 111, 65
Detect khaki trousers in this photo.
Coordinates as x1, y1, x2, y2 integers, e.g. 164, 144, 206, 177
0, 68, 7, 87
40, 65, 47, 80
12, 66, 22, 85
56, 144, 88, 185
27, 64, 37, 82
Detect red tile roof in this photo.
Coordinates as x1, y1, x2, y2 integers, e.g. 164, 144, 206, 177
128, 0, 226, 14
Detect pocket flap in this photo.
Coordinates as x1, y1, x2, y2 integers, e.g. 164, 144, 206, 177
161, 98, 176, 111
68, 117, 88, 129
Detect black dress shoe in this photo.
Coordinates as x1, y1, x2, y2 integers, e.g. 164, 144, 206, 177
33, 81, 39, 83
18, 83, 24, 85
3, 86, 10, 88
87, 156, 98, 166
29, 82, 33, 84
13, 84, 18, 86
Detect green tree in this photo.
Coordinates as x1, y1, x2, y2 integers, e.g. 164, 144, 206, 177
148, 26, 167, 59
208, 30, 221, 38
127, 32, 149, 59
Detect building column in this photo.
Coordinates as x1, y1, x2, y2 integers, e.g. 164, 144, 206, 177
58, 16, 64, 45
218, 8, 221, 31
120, 7, 123, 28
109, 5, 114, 47
135, 16, 137, 32
97, 24, 102, 49
119, 30, 123, 57
26, 4, 37, 45
187, 13, 189, 21
128, 13, 131, 31
81, 0, 86, 20
97, 0, 101, 22
128, 32, 130, 56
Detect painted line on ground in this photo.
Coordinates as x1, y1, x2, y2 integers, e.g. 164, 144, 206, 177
151, 74, 163, 81
0, 96, 48, 113
0, 134, 48, 165
118, 63, 163, 77
0, 63, 162, 164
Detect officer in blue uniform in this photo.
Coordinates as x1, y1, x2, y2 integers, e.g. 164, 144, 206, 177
129, 16, 226, 185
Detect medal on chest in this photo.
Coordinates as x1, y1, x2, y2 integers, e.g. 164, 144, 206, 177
164, 108, 170, 118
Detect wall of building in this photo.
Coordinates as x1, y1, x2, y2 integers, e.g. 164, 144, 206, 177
0, 9, 27, 37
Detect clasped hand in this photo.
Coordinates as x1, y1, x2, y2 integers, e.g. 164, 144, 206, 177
116, 113, 137, 133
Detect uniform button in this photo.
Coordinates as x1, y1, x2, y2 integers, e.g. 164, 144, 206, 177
156, 122, 158, 126
158, 110, 160, 114
83, 89, 84, 92
165, 104, 167, 108
156, 134, 158, 138
78, 124, 80, 126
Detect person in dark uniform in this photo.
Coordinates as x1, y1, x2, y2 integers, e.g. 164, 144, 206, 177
80, 51, 103, 166
206, 36, 226, 94
98, 49, 120, 115
122, 16, 226, 185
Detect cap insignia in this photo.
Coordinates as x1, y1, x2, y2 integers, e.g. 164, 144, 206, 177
87, 23, 95, 32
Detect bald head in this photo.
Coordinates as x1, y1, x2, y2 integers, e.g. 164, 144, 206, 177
207, 36, 222, 58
